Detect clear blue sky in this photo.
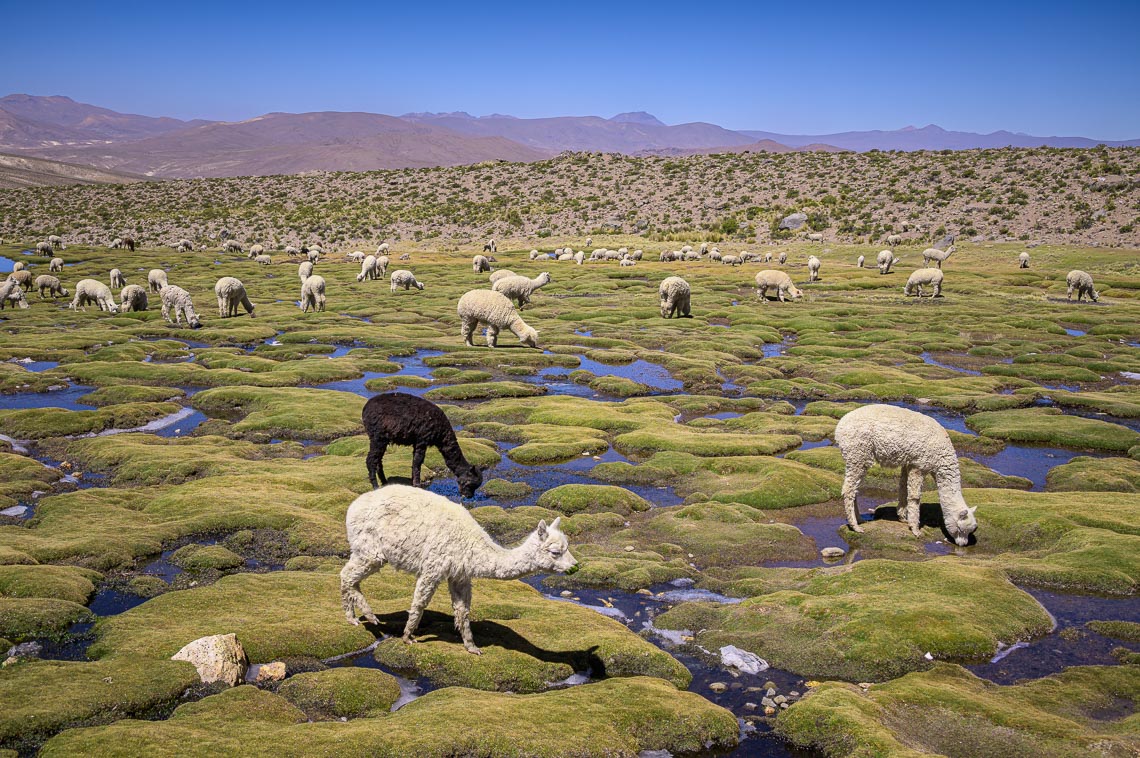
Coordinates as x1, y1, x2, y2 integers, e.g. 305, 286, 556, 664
3, 0, 1138, 139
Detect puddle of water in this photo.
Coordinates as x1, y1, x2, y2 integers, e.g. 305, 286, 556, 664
919, 352, 982, 377
970, 445, 1103, 491
0, 256, 16, 273
539, 355, 683, 392
7, 358, 60, 372
1, 385, 97, 411
1064, 328, 1087, 337
969, 587, 1140, 684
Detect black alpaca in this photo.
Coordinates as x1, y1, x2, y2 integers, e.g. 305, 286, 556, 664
362, 392, 484, 497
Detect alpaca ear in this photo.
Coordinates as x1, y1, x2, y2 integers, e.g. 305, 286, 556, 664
967, 506, 977, 516
550, 517, 561, 532
535, 520, 548, 538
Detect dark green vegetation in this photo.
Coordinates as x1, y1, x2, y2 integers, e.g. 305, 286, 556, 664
2, 147, 1138, 247
0, 235, 1137, 753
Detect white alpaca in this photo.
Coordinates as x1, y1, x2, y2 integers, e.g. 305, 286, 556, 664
857, 254, 865, 268
922, 245, 956, 269
834, 404, 977, 545
877, 250, 899, 274
340, 485, 577, 654
807, 255, 821, 282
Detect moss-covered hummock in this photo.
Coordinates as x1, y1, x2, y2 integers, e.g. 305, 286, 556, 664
168, 544, 246, 571
965, 407, 1140, 452
191, 386, 365, 440
776, 664, 1140, 758
89, 570, 689, 693
276, 668, 401, 720
655, 559, 1053, 681
594, 450, 843, 509
535, 484, 652, 515
963, 488, 1140, 594
0, 453, 59, 509
0, 658, 199, 750
1046, 455, 1140, 492
40, 677, 738, 756
0, 402, 184, 439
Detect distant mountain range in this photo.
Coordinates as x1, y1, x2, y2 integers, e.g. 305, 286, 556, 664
0, 94, 1136, 183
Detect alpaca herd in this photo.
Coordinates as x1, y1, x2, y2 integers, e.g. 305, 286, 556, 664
0, 232, 1032, 662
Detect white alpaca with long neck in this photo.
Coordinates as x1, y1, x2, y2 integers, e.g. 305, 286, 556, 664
340, 484, 577, 654
834, 404, 977, 545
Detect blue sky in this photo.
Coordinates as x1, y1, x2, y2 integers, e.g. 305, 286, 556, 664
2, 0, 1138, 138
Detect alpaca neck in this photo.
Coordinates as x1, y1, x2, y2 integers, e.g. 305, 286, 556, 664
437, 433, 472, 476
476, 537, 539, 580
508, 317, 530, 340
932, 465, 966, 515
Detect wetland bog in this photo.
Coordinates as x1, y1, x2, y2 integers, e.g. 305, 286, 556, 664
1, 238, 1138, 756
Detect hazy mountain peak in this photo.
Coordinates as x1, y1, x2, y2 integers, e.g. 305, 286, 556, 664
610, 111, 666, 127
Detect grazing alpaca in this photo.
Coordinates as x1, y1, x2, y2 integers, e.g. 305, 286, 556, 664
340, 484, 577, 653
122, 237, 136, 252
362, 392, 484, 497
834, 404, 977, 545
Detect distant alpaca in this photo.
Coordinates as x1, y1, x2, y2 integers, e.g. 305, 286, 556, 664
922, 245, 956, 269
362, 392, 484, 497
834, 404, 977, 546
340, 484, 577, 653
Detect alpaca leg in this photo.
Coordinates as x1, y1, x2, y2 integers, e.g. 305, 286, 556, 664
340, 552, 383, 625
906, 467, 924, 537
897, 465, 910, 524
217, 295, 226, 318
403, 573, 441, 643
448, 577, 480, 655
410, 444, 427, 487
842, 464, 869, 532
461, 317, 477, 347
486, 325, 499, 348
366, 439, 387, 488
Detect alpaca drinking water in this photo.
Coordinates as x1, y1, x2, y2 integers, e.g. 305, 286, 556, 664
362, 392, 483, 497
340, 484, 577, 654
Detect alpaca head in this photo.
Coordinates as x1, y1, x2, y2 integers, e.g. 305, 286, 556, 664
946, 505, 977, 547
1091, 289, 1100, 302
456, 463, 484, 499
788, 285, 804, 300
527, 517, 577, 573
537, 272, 551, 285
518, 325, 538, 348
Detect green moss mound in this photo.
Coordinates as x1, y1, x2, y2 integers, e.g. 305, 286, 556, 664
277, 668, 401, 720
966, 407, 1140, 452
776, 664, 1140, 758
191, 386, 364, 440
169, 544, 246, 571
0, 402, 183, 439
656, 559, 1053, 681
40, 676, 738, 756
1046, 455, 1140, 492
535, 484, 652, 515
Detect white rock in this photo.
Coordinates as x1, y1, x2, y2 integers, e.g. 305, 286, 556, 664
171, 633, 248, 686
820, 547, 845, 559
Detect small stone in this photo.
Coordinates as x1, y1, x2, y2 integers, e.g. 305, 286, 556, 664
820, 547, 845, 559
687, 553, 695, 559
2, 656, 17, 667
790, 691, 800, 697
805, 680, 821, 688
7, 641, 42, 659
765, 687, 776, 697
560, 590, 573, 598
744, 702, 757, 710
636, 589, 653, 596
780, 702, 789, 709
764, 706, 777, 716
924, 652, 934, 660
252, 661, 286, 683
709, 682, 728, 693
624, 545, 635, 552
859, 682, 873, 689
774, 695, 787, 705
761, 697, 776, 708
745, 686, 764, 693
